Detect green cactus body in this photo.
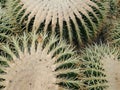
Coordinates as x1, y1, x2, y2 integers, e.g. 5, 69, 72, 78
0, 32, 87, 90
11, 0, 105, 46
107, 21, 120, 47
80, 44, 120, 90
0, 0, 6, 8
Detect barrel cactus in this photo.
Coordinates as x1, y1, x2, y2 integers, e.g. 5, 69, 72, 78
0, 32, 88, 90
80, 44, 120, 90
106, 20, 120, 47
11, 0, 105, 46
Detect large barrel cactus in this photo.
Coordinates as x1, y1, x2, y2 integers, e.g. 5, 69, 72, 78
0, 32, 85, 90
80, 44, 120, 90
12, 0, 105, 46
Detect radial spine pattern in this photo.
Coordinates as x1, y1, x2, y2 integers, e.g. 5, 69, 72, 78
0, 32, 87, 90
13, 0, 104, 46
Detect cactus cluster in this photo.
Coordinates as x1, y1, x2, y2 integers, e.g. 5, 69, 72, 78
0, 33, 119, 90
0, 0, 120, 90
12, 0, 105, 46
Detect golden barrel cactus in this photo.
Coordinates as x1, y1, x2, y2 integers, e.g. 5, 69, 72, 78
0, 32, 85, 90
12, 0, 105, 46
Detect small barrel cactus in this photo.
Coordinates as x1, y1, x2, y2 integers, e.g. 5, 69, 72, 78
12, 0, 105, 46
80, 44, 120, 90
0, 32, 86, 90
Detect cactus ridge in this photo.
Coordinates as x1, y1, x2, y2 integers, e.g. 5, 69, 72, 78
11, 0, 104, 46
0, 32, 88, 90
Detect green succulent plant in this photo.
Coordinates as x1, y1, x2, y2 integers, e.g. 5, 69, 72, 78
80, 44, 120, 90
0, 32, 87, 90
0, 0, 120, 90
11, 0, 105, 46
106, 20, 120, 47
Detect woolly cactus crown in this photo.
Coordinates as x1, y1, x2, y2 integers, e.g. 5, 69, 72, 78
12, 0, 104, 46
